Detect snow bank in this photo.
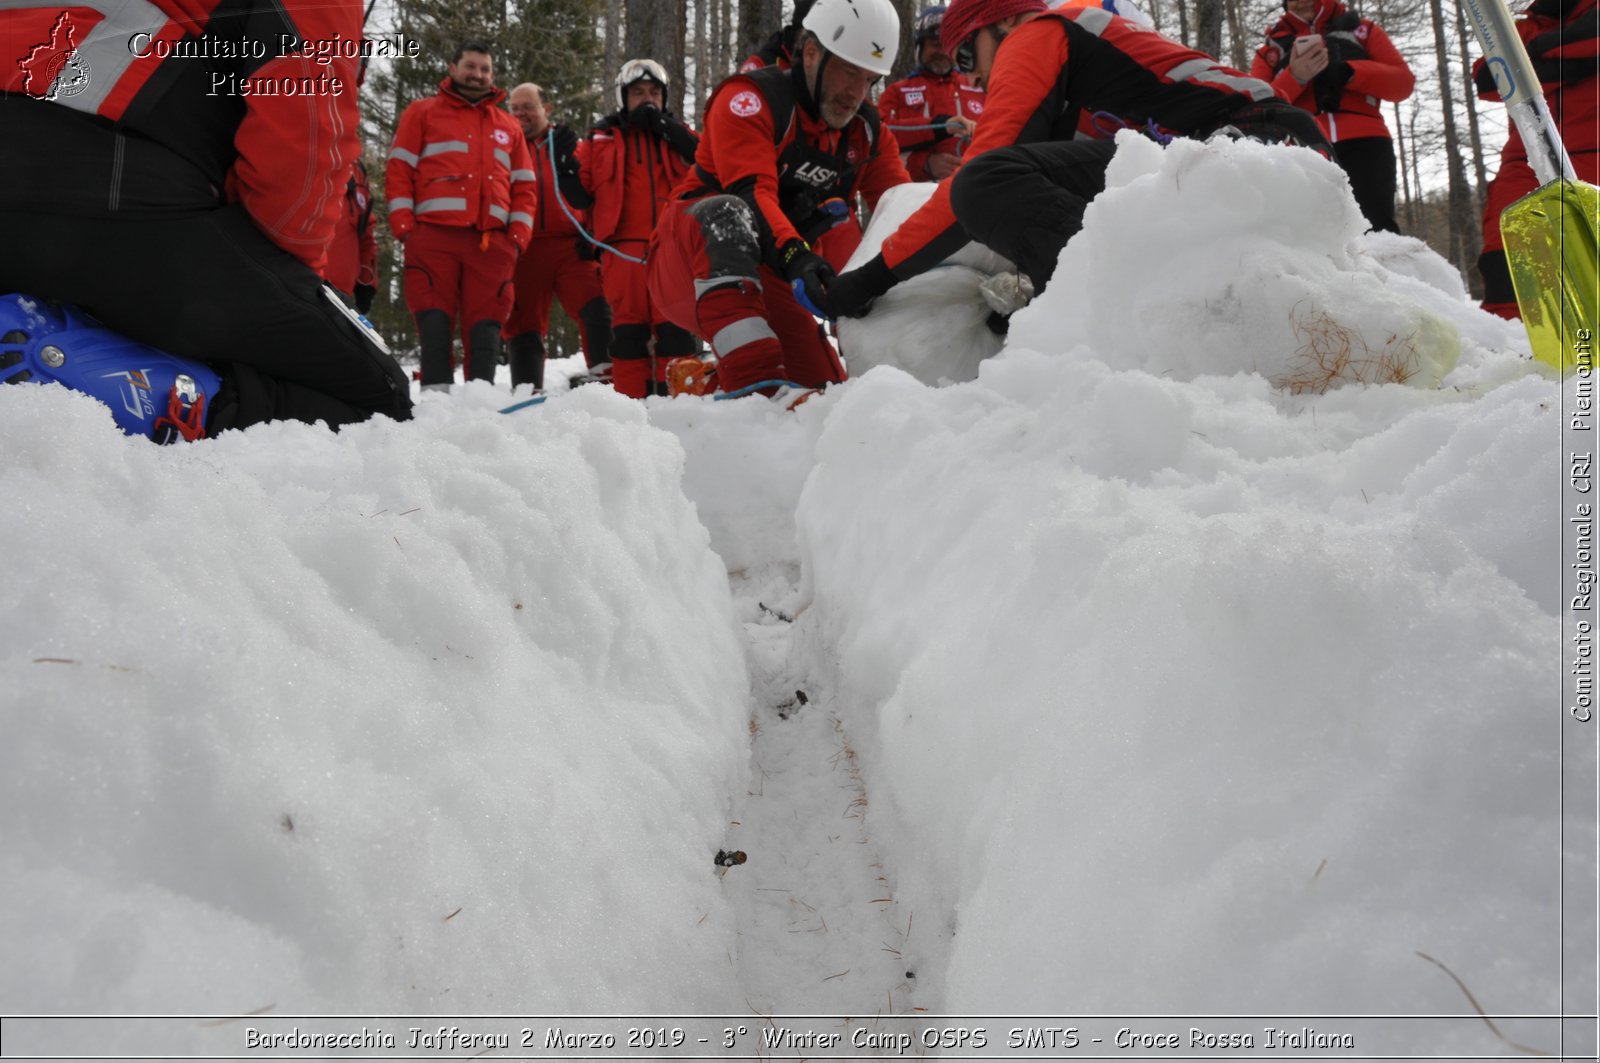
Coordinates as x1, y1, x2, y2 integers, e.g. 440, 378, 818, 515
796, 136, 1574, 1051
0, 383, 749, 1019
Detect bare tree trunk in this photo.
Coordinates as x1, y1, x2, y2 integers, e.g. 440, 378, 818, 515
1453, 0, 1488, 214
605, 0, 621, 80
890, 0, 917, 80
1408, 106, 1426, 232
693, 0, 709, 125
1174, 0, 1191, 47
1224, 0, 1250, 72
737, 0, 778, 60
1425, 0, 1474, 274
1393, 100, 1413, 224
1194, 0, 1223, 59
669, 0, 688, 104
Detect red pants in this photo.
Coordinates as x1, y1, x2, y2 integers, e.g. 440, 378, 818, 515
648, 196, 845, 394
505, 234, 609, 364
402, 223, 517, 377
600, 237, 698, 396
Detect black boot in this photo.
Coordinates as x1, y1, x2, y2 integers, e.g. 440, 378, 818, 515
578, 296, 614, 369
466, 320, 501, 384
415, 309, 454, 389
508, 331, 545, 389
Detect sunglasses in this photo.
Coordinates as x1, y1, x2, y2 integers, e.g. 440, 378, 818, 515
954, 32, 978, 73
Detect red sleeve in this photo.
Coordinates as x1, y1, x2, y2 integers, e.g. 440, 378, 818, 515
508, 128, 536, 249
1345, 21, 1414, 102
701, 78, 805, 251
881, 17, 1067, 277
575, 134, 597, 197
1252, 41, 1317, 109
385, 100, 424, 239
226, 0, 361, 272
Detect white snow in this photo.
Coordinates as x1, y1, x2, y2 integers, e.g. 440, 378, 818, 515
1, 134, 1589, 1059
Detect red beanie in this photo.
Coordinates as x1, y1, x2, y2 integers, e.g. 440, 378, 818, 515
940, 0, 1048, 53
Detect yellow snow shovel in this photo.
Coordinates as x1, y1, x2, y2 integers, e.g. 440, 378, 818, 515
1462, 0, 1598, 373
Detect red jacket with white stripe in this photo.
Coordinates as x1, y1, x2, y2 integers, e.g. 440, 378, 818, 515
877, 68, 986, 180
574, 115, 696, 245
1251, 0, 1413, 144
0, 0, 362, 273
1472, 0, 1599, 163
881, 9, 1280, 277
386, 79, 536, 248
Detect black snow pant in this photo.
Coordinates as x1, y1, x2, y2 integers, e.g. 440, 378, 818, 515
950, 139, 1118, 292
1331, 135, 1401, 235
0, 99, 412, 433
0, 207, 413, 432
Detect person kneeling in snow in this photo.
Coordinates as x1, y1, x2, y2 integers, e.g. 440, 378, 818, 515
825, 0, 1332, 326
0, 0, 412, 441
645, 0, 911, 395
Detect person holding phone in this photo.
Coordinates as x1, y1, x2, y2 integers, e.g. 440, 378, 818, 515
1252, 0, 1415, 233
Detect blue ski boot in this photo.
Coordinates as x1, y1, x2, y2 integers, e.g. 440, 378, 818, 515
0, 293, 221, 443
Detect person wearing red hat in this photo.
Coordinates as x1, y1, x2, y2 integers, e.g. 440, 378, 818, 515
823, 0, 1329, 325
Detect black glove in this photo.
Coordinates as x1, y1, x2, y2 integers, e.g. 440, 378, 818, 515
824, 254, 896, 320
930, 114, 954, 141
656, 112, 700, 160
780, 240, 837, 319
1312, 58, 1355, 112
576, 236, 600, 261
354, 283, 376, 315
627, 103, 661, 131
550, 124, 579, 171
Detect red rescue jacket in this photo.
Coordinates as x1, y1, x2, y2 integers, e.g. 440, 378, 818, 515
524, 124, 585, 238
575, 114, 696, 244
1472, 0, 1599, 163
680, 65, 910, 262
1251, 0, 1414, 143
325, 158, 377, 293
387, 79, 536, 247
881, 9, 1280, 277
0, 0, 362, 272
877, 68, 986, 180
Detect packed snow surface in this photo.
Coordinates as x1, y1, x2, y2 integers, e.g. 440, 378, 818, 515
1, 135, 1588, 1058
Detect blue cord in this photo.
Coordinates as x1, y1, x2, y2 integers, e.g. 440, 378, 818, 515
546, 127, 648, 265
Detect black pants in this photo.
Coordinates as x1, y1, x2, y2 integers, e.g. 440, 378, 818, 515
951, 139, 1119, 291
0, 206, 413, 431
1332, 135, 1400, 234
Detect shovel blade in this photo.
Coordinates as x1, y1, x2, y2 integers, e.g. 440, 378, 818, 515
1501, 178, 1599, 374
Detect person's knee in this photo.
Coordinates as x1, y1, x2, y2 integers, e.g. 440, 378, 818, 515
655, 322, 697, 358
688, 195, 761, 284
612, 323, 651, 361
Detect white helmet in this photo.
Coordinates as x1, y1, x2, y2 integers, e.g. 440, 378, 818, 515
802, 0, 900, 77
614, 57, 669, 108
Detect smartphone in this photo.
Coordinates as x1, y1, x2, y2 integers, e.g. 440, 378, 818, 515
1294, 34, 1320, 50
